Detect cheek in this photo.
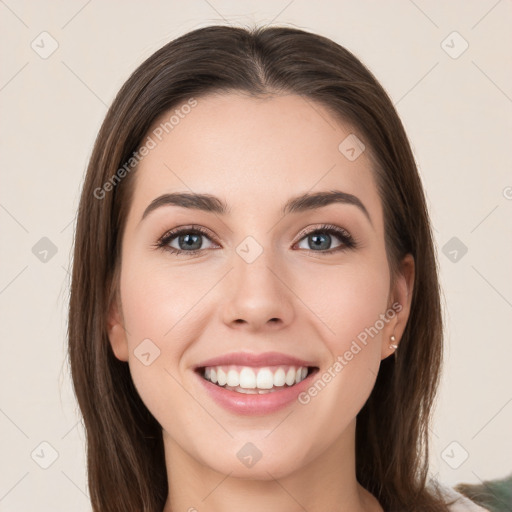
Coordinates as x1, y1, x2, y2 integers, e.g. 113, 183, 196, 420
294, 255, 390, 350
118, 258, 205, 438
119, 251, 210, 345
293, 258, 390, 416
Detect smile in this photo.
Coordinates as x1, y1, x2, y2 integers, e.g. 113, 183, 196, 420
199, 365, 313, 394
193, 351, 320, 415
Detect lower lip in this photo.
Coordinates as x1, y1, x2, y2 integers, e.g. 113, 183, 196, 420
195, 369, 318, 415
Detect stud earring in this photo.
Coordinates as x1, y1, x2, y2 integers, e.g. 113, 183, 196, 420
389, 335, 398, 350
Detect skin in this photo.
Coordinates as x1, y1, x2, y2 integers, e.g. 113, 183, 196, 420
107, 92, 414, 512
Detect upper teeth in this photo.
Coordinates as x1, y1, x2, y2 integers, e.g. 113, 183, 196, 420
203, 365, 309, 389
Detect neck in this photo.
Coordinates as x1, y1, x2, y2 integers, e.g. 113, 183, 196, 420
161, 419, 382, 512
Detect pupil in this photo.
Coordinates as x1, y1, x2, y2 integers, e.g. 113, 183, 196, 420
181, 233, 201, 250
310, 233, 330, 250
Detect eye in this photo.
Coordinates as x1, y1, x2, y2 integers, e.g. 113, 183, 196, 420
294, 224, 356, 254
155, 225, 218, 256
155, 223, 357, 257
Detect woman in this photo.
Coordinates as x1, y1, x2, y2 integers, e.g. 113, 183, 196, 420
68, 24, 489, 511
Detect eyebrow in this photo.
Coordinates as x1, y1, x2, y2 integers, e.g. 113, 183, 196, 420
140, 190, 373, 226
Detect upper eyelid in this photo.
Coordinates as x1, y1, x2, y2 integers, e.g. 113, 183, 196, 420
159, 225, 218, 244
295, 224, 351, 241
159, 224, 352, 247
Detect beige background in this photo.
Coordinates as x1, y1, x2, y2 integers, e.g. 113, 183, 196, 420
1, 1, 511, 510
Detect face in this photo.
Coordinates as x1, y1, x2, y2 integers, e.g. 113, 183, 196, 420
107, 92, 414, 480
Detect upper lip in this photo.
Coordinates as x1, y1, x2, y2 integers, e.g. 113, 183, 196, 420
193, 351, 317, 369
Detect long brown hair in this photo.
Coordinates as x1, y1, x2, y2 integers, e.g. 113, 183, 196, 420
68, 24, 451, 511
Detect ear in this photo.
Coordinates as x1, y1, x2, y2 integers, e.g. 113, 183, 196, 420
107, 295, 129, 362
381, 253, 415, 360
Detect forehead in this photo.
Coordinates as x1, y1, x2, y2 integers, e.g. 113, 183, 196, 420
128, 92, 382, 228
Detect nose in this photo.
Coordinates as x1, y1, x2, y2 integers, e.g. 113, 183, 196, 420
220, 250, 295, 332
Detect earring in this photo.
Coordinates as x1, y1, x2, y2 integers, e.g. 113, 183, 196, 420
389, 335, 398, 350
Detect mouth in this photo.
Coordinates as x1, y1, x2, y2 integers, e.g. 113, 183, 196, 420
194, 358, 319, 416
192, 352, 320, 415
195, 364, 319, 394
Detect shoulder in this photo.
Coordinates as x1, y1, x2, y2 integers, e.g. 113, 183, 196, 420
427, 479, 491, 512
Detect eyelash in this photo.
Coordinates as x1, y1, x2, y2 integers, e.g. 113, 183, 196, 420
154, 223, 357, 256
